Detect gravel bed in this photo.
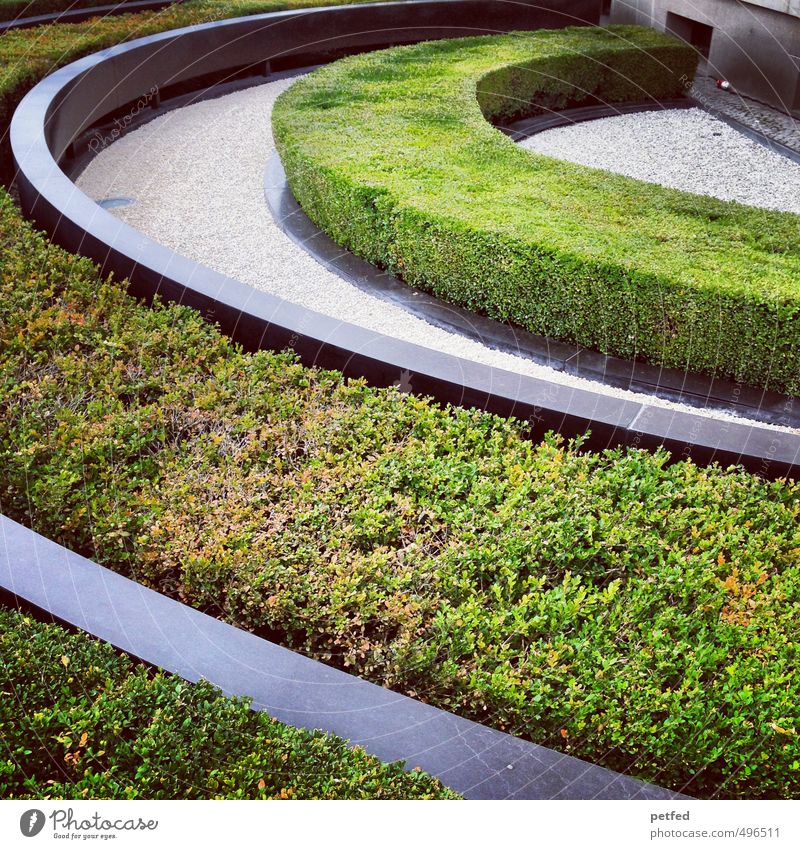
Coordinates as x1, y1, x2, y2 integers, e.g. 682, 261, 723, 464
520, 107, 800, 214
76, 79, 798, 432
689, 63, 800, 156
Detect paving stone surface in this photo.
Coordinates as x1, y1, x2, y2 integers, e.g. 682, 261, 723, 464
689, 62, 800, 154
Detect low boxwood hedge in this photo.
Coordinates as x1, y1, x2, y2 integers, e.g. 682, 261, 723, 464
2, 192, 800, 799
0, 606, 456, 799
272, 27, 800, 395
0, 0, 382, 183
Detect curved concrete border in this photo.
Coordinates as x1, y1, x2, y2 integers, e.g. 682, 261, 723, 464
0, 0, 183, 33
265, 146, 800, 431
0, 513, 685, 800
500, 97, 695, 139
10, 0, 800, 478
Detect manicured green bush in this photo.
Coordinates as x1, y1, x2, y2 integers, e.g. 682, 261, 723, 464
0, 606, 457, 799
2, 192, 800, 799
273, 28, 800, 395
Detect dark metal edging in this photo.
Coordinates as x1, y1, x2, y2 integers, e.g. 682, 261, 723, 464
499, 98, 696, 139
0, 513, 686, 800
0, 0, 185, 33
8, 0, 800, 478
265, 147, 800, 431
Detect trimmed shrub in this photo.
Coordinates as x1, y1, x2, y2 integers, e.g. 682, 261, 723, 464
2, 193, 800, 798
0, 606, 457, 799
272, 28, 800, 394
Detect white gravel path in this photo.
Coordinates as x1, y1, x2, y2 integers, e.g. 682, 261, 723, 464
76, 79, 798, 432
520, 107, 800, 214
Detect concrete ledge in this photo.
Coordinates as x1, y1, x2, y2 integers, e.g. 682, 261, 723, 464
0, 513, 685, 800
10, 1, 800, 478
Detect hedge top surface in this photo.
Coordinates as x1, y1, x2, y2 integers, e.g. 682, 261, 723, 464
273, 26, 800, 300
274, 26, 800, 301
273, 27, 800, 396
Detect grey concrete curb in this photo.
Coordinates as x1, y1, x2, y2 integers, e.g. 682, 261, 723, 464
9, 0, 800, 478
0, 514, 686, 800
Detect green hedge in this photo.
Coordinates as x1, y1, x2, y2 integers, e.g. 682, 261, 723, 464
2, 193, 800, 798
2, 0, 800, 800
0, 606, 456, 799
273, 27, 800, 395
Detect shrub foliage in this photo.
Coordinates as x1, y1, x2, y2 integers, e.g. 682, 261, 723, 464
2, 195, 800, 798
273, 28, 800, 394
0, 0, 142, 22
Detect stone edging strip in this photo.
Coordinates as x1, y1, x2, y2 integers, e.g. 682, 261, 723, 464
0, 0, 184, 33
500, 97, 800, 166
0, 514, 685, 800
9, 0, 800, 478
265, 142, 800, 431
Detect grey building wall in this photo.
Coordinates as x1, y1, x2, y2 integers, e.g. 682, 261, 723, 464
610, 0, 800, 113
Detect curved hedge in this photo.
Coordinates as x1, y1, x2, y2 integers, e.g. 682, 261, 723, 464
4, 2, 800, 800
273, 26, 800, 395
0, 606, 456, 799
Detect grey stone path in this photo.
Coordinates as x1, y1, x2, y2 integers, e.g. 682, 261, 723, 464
690, 61, 800, 154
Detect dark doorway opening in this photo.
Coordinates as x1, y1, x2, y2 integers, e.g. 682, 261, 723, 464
665, 11, 714, 59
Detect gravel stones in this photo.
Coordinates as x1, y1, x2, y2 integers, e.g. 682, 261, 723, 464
76, 81, 798, 432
